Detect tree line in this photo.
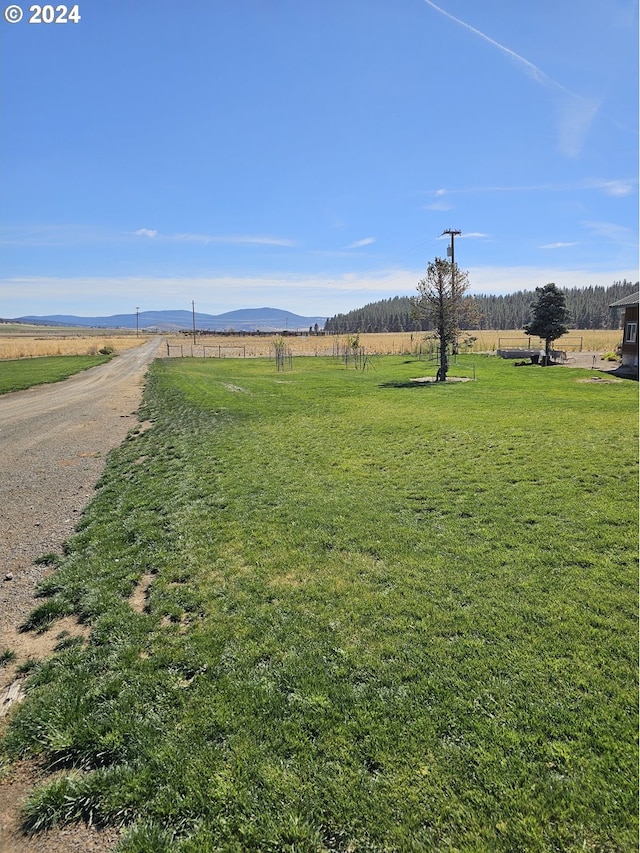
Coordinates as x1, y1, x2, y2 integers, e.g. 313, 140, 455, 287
324, 281, 638, 333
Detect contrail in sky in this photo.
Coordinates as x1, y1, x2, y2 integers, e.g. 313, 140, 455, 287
421, 0, 573, 96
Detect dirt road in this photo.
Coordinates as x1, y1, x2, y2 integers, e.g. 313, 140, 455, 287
0, 337, 163, 853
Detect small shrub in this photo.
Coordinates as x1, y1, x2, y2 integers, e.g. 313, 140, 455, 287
16, 657, 39, 676
99, 346, 114, 355
34, 576, 64, 598
0, 649, 17, 667
54, 634, 85, 652
20, 598, 72, 633
119, 820, 177, 853
34, 553, 62, 568
21, 771, 111, 833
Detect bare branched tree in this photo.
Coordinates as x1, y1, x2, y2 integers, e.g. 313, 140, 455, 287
413, 258, 476, 381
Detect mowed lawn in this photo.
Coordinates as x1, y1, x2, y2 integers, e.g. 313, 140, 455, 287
3, 355, 637, 852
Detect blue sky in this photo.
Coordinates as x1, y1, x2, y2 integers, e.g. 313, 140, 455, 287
1, 0, 638, 319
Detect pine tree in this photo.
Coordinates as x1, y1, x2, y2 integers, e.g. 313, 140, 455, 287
323, 281, 638, 333
524, 284, 572, 365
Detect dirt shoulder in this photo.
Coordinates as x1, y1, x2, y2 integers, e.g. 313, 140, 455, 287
0, 338, 163, 853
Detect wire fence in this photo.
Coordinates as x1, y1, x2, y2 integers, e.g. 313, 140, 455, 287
497, 336, 584, 352
166, 343, 247, 358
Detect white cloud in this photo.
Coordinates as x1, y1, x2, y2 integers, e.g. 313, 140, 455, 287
0, 224, 113, 246
434, 231, 488, 240
1, 225, 298, 248
589, 179, 636, 197
422, 0, 565, 91
0, 271, 420, 317
4, 266, 638, 319
424, 200, 453, 211
467, 265, 638, 295
344, 237, 376, 249
132, 229, 296, 246
421, 1, 599, 157
426, 177, 637, 197
555, 94, 601, 158
169, 232, 297, 247
539, 242, 579, 249
581, 220, 638, 246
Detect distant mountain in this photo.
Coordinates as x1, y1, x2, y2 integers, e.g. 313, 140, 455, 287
13, 308, 328, 333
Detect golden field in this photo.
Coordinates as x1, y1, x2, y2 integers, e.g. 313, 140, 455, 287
164, 329, 624, 358
0, 327, 150, 360
0, 327, 623, 360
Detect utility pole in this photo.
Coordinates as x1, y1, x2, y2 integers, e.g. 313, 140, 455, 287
192, 300, 197, 345
441, 229, 461, 285
439, 229, 461, 380
135, 307, 140, 337
443, 230, 462, 357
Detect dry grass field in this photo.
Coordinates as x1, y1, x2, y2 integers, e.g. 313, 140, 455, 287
0, 326, 623, 361
164, 329, 624, 358
0, 326, 150, 359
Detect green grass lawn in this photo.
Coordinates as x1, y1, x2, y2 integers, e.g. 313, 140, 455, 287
0, 354, 112, 394
3, 355, 637, 852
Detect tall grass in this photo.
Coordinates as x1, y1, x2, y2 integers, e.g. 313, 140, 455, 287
164, 329, 624, 358
2, 355, 637, 851
0, 335, 148, 360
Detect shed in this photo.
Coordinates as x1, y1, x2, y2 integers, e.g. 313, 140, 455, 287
609, 291, 639, 371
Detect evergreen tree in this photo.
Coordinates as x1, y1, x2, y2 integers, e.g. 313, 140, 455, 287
323, 281, 638, 334
524, 283, 571, 365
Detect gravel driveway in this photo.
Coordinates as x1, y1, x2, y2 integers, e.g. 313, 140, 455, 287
0, 337, 163, 853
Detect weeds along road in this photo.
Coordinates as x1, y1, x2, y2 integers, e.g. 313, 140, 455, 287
0, 339, 165, 853
0, 338, 164, 657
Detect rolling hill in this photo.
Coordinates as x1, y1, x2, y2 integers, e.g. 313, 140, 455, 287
13, 308, 328, 333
